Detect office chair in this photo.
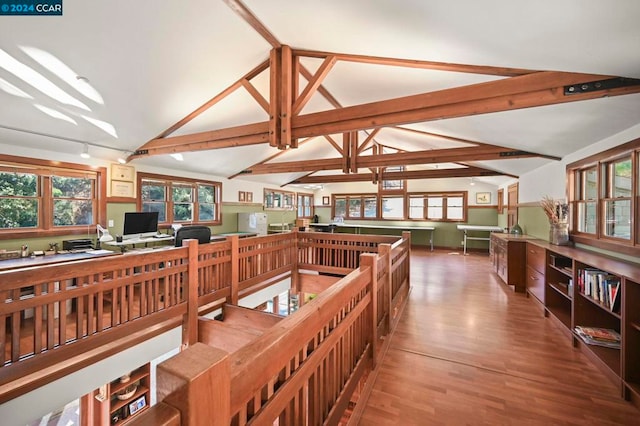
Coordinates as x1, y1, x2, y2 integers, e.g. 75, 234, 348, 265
175, 225, 211, 246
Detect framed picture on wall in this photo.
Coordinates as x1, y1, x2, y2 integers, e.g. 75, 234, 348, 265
476, 192, 491, 204
239, 191, 246, 202
322, 196, 330, 205
246, 192, 253, 202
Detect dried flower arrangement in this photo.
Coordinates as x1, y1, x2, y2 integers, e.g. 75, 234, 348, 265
540, 196, 568, 224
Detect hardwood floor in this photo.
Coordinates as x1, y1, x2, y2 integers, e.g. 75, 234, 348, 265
356, 248, 640, 425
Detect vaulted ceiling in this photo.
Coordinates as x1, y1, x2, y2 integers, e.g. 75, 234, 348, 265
1, 0, 639, 189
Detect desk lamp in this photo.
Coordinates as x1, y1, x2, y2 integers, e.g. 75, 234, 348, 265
96, 224, 114, 249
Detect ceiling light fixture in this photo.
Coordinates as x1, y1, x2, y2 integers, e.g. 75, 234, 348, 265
469, 178, 475, 186
80, 143, 90, 159
117, 153, 128, 164
170, 153, 184, 161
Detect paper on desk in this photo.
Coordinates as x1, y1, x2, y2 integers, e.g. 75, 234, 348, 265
88, 249, 115, 255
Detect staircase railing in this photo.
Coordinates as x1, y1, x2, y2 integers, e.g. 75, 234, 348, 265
0, 230, 411, 422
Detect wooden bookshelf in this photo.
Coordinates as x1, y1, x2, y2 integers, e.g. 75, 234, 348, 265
521, 241, 640, 407
93, 363, 151, 425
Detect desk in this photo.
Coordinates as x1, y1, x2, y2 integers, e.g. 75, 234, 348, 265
0, 249, 117, 272
457, 225, 503, 255
309, 223, 435, 251
104, 234, 174, 252
211, 232, 259, 241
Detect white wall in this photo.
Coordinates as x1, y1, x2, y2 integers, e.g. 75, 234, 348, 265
0, 327, 183, 426
517, 123, 640, 203
0, 276, 292, 425
318, 177, 499, 207
0, 143, 287, 204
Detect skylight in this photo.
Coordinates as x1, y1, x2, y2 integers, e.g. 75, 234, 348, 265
0, 48, 90, 110
0, 77, 32, 98
81, 115, 118, 138
20, 46, 104, 104
34, 104, 77, 125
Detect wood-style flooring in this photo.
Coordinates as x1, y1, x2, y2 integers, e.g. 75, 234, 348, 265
356, 248, 640, 425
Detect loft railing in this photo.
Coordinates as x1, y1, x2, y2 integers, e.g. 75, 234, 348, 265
146, 231, 411, 425
0, 230, 410, 421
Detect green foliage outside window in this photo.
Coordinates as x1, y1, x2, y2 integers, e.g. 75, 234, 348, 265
0, 172, 38, 228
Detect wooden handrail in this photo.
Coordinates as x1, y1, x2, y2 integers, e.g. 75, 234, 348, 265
0, 230, 411, 419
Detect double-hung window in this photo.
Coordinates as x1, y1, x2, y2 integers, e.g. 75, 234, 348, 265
138, 173, 221, 226
0, 155, 105, 239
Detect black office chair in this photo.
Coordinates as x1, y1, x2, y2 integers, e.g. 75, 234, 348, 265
175, 225, 211, 246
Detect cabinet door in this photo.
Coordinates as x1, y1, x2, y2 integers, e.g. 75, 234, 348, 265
526, 265, 545, 303
527, 243, 545, 274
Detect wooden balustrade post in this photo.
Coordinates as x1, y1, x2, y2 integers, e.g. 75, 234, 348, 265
156, 342, 231, 426
291, 230, 300, 296
228, 235, 240, 305
182, 239, 199, 348
378, 243, 392, 335
402, 231, 411, 286
360, 253, 378, 368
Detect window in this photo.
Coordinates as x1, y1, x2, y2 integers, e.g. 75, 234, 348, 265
138, 173, 221, 226
381, 195, 404, 219
0, 170, 38, 229
568, 137, 640, 255
574, 167, 597, 235
297, 193, 313, 218
409, 192, 467, 222
333, 194, 378, 220
602, 156, 631, 240
380, 166, 405, 191
52, 175, 95, 226
0, 155, 106, 239
264, 189, 295, 210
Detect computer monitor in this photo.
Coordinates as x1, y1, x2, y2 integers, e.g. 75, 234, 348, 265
122, 212, 159, 240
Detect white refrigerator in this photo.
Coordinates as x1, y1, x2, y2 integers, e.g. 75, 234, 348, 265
238, 212, 268, 236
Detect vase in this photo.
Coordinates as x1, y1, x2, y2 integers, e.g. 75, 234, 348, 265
549, 222, 569, 245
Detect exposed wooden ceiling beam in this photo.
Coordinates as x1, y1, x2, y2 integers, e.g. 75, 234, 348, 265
228, 136, 317, 179
291, 72, 639, 139
293, 49, 537, 77
391, 126, 562, 161
290, 166, 510, 184
130, 122, 269, 158
324, 135, 343, 155
223, 0, 281, 48
133, 71, 640, 160
293, 56, 338, 115
240, 145, 536, 175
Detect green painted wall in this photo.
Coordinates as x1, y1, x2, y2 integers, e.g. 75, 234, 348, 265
316, 207, 498, 250
518, 205, 640, 264
517, 205, 552, 241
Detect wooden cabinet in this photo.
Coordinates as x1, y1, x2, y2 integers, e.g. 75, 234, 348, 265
544, 250, 573, 329
490, 233, 529, 293
526, 242, 545, 303
518, 241, 640, 407
94, 363, 151, 425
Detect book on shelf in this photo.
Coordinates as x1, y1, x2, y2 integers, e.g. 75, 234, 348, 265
574, 326, 621, 349
577, 268, 620, 310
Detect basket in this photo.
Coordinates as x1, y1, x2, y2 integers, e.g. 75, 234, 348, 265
116, 383, 137, 400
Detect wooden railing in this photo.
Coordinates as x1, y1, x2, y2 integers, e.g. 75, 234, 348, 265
0, 230, 411, 422
297, 232, 398, 275
150, 231, 412, 425
0, 247, 192, 401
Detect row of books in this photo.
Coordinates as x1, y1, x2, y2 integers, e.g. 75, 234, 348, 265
574, 326, 621, 349
577, 268, 621, 312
